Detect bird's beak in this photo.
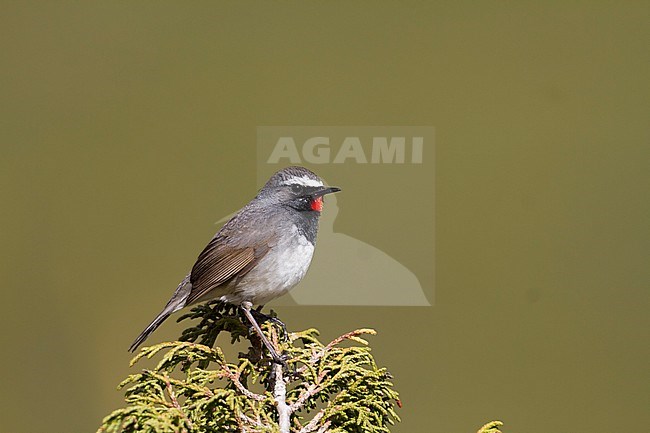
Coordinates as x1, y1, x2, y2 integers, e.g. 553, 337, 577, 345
311, 186, 341, 198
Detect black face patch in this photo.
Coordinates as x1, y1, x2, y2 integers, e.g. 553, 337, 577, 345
290, 183, 304, 195
286, 183, 323, 197
290, 209, 320, 245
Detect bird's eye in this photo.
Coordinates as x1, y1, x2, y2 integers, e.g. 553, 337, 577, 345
290, 184, 303, 194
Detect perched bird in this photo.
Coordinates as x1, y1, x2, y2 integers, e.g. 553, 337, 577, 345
129, 166, 340, 361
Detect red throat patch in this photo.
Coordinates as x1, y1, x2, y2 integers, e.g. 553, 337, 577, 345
310, 196, 323, 212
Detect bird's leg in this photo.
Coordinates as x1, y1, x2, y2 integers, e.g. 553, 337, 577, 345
240, 301, 286, 365
250, 305, 289, 342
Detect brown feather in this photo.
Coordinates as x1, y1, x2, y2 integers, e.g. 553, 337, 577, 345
186, 235, 271, 305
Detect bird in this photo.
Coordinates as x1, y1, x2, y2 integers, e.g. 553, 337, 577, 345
128, 166, 340, 361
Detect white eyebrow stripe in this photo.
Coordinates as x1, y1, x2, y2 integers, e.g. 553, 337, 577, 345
281, 176, 324, 187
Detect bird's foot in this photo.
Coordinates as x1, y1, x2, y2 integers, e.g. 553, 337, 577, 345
269, 351, 289, 369
250, 306, 289, 342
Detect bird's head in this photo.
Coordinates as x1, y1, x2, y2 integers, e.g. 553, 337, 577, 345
259, 166, 341, 212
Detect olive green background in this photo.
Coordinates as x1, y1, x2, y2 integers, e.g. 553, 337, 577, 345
1, 2, 648, 433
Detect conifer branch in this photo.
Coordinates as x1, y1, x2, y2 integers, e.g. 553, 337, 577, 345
99, 301, 503, 433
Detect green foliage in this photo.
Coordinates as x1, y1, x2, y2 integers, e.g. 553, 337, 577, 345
99, 301, 504, 433
98, 302, 401, 433
476, 421, 503, 433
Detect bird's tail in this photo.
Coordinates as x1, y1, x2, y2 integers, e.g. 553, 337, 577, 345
128, 275, 192, 352
128, 309, 172, 352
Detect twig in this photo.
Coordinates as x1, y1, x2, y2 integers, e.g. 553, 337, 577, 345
289, 383, 318, 412
325, 329, 375, 350
163, 373, 193, 431
298, 409, 325, 433
289, 381, 323, 412
219, 364, 265, 402
238, 412, 264, 433
316, 420, 331, 433
273, 363, 290, 433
